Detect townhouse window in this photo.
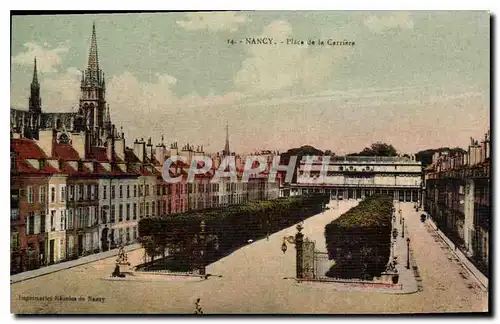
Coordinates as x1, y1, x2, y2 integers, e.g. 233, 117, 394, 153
95, 185, 99, 200
110, 205, 115, 223
87, 184, 92, 200
40, 211, 46, 233
126, 203, 130, 221
60, 210, 65, 231
49, 186, 55, 203
27, 186, 34, 204
119, 204, 123, 222
157, 185, 161, 196
103, 185, 107, 199
145, 202, 150, 217
157, 200, 161, 216
111, 186, 116, 199
11, 153, 16, 171
152, 202, 155, 216
139, 203, 144, 218
126, 227, 130, 243
11, 230, 19, 249
101, 208, 108, 224
134, 185, 137, 197
127, 185, 130, 198
133, 203, 137, 220
119, 185, 123, 198
67, 209, 74, 230
25, 212, 35, 235
79, 184, 84, 200
11, 208, 19, 221
139, 185, 143, 197
77, 161, 83, 172
50, 210, 56, 231
145, 185, 149, 196
60, 185, 66, 202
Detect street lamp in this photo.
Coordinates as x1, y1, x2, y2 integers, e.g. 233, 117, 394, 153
406, 237, 411, 269
199, 220, 206, 276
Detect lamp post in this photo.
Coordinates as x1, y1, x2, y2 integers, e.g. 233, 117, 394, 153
280, 222, 305, 279
406, 237, 411, 269
401, 218, 405, 238
199, 220, 206, 276
295, 223, 304, 279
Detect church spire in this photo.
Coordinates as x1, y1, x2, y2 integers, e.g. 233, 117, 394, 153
31, 57, 39, 88
223, 122, 230, 156
29, 57, 41, 114
86, 22, 100, 84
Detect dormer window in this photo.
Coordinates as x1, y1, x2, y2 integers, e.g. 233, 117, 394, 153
39, 159, 45, 169
77, 160, 83, 172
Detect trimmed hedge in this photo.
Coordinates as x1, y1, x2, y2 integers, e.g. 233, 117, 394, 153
138, 194, 329, 268
324, 194, 393, 279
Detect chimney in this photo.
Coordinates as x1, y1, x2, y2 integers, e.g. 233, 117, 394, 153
133, 138, 146, 162
37, 129, 56, 157
114, 137, 125, 161
155, 142, 166, 165
170, 141, 178, 157
71, 131, 87, 160
146, 137, 154, 160
106, 137, 114, 161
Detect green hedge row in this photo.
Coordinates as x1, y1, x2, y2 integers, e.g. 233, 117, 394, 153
138, 194, 330, 268
324, 194, 393, 280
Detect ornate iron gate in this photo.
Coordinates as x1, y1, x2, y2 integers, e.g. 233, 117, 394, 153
313, 251, 330, 279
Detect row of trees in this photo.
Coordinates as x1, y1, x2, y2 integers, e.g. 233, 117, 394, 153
138, 194, 330, 270
324, 194, 393, 280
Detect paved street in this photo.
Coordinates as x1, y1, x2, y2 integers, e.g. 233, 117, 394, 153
11, 201, 487, 314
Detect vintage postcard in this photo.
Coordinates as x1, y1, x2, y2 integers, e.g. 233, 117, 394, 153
10, 11, 489, 315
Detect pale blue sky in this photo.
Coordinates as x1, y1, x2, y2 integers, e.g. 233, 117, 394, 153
11, 11, 490, 154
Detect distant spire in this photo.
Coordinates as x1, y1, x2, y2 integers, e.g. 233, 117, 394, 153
86, 22, 100, 83
31, 57, 39, 88
223, 122, 230, 156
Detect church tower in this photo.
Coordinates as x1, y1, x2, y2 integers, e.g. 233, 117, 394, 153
79, 22, 108, 146
28, 57, 42, 139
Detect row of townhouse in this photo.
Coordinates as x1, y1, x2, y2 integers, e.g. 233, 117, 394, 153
423, 130, 490, 276
11, 130, 279, 274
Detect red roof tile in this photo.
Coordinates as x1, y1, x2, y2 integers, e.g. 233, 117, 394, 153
11, 139, 47, 159
54, 143, 80, 160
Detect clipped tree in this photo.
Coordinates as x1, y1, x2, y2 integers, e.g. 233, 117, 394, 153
324, 194, 392, 279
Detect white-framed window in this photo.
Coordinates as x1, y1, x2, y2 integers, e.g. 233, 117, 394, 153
27, 186, 34, 204
60, 210, 65, 231
50, 185, 56, 203
91, 185, 95, 200
60, 185, 66, 202
67, 209, 74, 229
40, 185, 47, 204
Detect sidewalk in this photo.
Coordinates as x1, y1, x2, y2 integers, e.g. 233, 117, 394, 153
391, 215, 418, 294
11, 243, 142, 284
425, 216, 488, 290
